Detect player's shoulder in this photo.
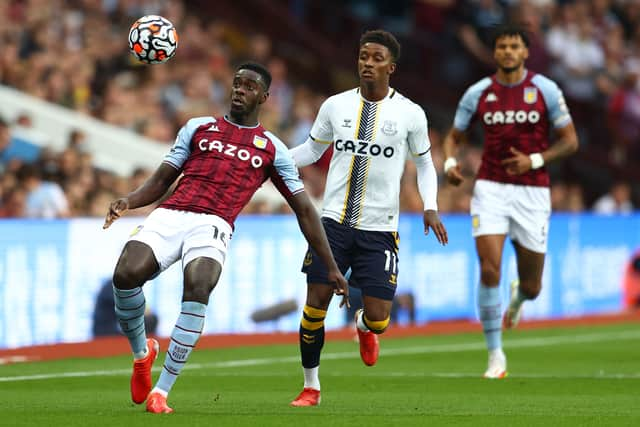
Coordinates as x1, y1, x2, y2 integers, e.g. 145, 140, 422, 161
324, 88, 359, 106
465, 77, 493, 95
388, 89, 425, 114
184, 116, 217, 130
530, 72, 562, 92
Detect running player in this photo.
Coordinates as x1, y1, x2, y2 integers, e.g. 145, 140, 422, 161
289, 30, 448, 406
103, 62, 348, 413
442, 24, 579, 378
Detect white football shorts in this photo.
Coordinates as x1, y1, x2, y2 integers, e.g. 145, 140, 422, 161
128, 207, 232, 272
470, 179, 551, 253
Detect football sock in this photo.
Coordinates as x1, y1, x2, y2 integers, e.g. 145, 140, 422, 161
299, 305, 326, 369
302, 366, 320, 390
478, 283, 502, 351
112, 286, 148, 358
358, 311, 389, 334
155, 301, 206, 394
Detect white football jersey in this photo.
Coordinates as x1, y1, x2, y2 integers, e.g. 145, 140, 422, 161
311, 88, 431, 231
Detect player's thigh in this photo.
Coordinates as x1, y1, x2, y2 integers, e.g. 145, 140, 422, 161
113, 240, 160, 287
509, 185, 551, 254
122, 208, 185, 277
470, 180, 510, 239
181, 212, 232, 272
301, 218, 353, 284
511, 240, 545, 284
350, 229, 398, 302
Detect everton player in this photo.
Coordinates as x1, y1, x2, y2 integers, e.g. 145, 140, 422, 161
442, 25, 578, 378
288, 30, 448, 407
103, 62, 348, 413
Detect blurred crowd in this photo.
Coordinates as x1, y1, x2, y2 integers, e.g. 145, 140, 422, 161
0, 0, 637, 219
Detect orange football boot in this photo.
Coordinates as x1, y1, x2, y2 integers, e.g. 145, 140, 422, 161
130, 338, 159, 404
146, 392, 174, 414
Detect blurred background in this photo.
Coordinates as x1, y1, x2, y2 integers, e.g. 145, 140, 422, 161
0, 0, 639, 349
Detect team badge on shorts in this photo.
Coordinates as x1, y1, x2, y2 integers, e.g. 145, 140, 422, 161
381, 120, 398, 136
524, 87, 538, 104
472, 215, 480, 230
303, 250, 313, 266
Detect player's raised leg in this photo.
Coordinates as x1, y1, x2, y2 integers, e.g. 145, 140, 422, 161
504, 242, 545, 329
475, 235, 508, 379
355, 295, 393, 366
147, 256, 221, 414
290, 283, 333, 407
112, 241, 161, 404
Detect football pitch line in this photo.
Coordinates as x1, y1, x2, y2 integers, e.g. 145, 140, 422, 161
1, 329, 639, 383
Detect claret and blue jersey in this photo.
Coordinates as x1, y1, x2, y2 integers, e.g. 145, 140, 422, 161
160, 116, 304, 226
453, 70, 572, 187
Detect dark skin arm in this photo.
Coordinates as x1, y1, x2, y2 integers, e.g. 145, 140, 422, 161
423, 210, 448, 245
287, 191, 350, 308
103, 162, 180, 229
501, 122, 579, 175
442, 127, 467, 186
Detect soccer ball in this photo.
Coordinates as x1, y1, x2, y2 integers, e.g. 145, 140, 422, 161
128, 15, 178, 64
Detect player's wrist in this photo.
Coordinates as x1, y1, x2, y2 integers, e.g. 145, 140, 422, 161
443, 157, 458, 173
529, 153, 545, 170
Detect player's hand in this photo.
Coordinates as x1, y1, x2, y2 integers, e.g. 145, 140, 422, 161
423, 210, 448, 245
328, 268, 350, 309
445, 165, 464, 186
103, 197, 129, 229
501, 147, 531, 175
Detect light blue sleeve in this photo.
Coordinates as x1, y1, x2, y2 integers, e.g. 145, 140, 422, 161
532, 74, 573, 129
453, 77, 492, 131
163, 116, 215, 169
265, 131, 305, 196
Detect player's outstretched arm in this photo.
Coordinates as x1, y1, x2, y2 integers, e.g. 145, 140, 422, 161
103, 162, 180, 229
288, 191, 350, 308
442, 128, 466, 186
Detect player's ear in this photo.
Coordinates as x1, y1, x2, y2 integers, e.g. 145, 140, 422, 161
260, 90, 269, 105
388, 62, 396, 76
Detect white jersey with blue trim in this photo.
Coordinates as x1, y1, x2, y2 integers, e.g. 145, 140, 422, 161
310, 88, 431, 232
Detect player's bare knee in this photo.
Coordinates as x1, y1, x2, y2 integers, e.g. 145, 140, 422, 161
182, 281, 214, 305
480, 265, 501, 285
520, 281, 541, 299
113, 264, 145, 290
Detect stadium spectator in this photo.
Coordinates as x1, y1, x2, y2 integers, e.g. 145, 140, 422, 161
592, 180, 634, 214
19, 164, 70, 219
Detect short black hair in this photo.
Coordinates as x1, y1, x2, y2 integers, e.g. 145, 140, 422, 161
359, 30, 401, 61
237, 61, 272, 90
491, 24, 530, 48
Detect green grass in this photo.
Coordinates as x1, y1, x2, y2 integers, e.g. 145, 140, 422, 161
1, 323, 639, 426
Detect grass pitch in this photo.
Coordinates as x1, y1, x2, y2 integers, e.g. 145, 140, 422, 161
1, 323, 639, 426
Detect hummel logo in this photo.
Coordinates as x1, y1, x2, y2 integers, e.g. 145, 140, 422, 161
342, 119, 352, 128
207, 124, 220, 132
486, 93, 498, 102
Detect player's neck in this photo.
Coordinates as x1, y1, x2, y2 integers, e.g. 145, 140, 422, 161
495, 67, 526, 85
360, 83, 389, 102
227, 111, 259, 127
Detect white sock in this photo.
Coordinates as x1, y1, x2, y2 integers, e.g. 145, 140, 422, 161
303, 366, 320, 390
133, 344, 149, 360
356, 310, 369, 332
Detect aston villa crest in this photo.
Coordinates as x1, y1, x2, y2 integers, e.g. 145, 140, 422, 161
524, 87, 538, 104
381, 120, 398, 136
